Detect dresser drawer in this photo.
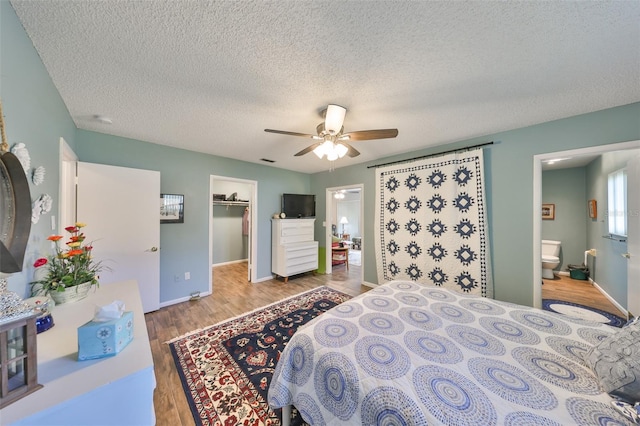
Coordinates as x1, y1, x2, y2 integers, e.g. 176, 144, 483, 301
285, 260, 318, 276
280, 222, 314, 236
281, 234, 314, 244
284, 246, 317, 260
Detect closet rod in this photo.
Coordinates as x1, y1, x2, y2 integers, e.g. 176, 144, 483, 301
366, 141, 494, 169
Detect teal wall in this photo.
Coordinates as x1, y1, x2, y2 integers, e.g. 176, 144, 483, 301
311, 103, 640, 306
1, 1, 77, 296
585, 150, 640, 306
2, 0, 639, 308
75, 130, 310, 303
541, 167, 588, 271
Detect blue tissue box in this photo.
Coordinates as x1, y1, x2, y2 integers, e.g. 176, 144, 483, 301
77, 311, 134, 361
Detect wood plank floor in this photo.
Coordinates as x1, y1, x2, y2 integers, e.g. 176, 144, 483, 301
145, 260, 368, 426
145, 263, 624, 425
542, 273, 626, 318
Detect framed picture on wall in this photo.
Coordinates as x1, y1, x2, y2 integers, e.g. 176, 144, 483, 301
160, 193, 184, 223
588, 199, 597, 219
542, 203, 555, 220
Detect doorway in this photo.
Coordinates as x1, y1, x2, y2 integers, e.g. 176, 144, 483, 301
58, 137, 77, 230
209, 175, 258, 283
533, 140, 640, 313
325, 184, 364, 282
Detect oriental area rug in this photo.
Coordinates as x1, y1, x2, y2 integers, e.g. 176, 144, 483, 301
168, 286, 352, 426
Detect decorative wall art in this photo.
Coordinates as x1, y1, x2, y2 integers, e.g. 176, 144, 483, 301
374, 149, 492, 297
32, 166, 45, 185
10, 142, 30, 172
588, 199, 597, 219
542, 203, 555, 220
160, 193, 184, 223
31, 194, 52, 224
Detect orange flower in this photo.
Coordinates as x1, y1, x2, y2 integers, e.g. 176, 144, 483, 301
30, 222, 107, 296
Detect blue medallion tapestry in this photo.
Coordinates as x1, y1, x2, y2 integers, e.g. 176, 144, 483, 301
375, 149, 492, 297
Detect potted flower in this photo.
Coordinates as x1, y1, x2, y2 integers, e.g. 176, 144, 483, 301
30, 223, 106, 304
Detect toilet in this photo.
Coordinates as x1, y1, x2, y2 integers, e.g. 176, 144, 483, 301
541, 240, 561, 279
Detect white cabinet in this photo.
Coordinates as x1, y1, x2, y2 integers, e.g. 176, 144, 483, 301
272, 219, 318, 282
2, 280, 155, 425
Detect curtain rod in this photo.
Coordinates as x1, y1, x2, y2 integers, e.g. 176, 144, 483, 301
366, 141, 494, 169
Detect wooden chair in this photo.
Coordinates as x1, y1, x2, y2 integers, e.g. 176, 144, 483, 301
331, 237, 349, 270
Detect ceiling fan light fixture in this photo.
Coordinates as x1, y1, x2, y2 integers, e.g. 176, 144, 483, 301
335, 143, 348, 158
313, 140, 331, 159
314, 140, 348, 161
324, 104, 346, 135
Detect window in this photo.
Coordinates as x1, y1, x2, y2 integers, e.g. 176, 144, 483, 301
607, 168, 627, 236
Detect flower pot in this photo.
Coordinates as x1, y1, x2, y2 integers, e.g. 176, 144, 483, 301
49, 282, 94, 305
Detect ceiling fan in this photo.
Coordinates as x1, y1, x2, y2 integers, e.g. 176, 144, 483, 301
264, 105, 398, 161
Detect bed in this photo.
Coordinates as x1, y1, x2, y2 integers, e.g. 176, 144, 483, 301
268, 280, 638, 425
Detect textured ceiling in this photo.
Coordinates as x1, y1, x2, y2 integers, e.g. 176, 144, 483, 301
10, 1, 640, 173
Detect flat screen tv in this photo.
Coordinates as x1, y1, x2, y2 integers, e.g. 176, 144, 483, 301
282, 193, 315, 218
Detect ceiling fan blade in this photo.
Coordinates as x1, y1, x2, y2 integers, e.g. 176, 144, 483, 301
340, 142, 360, 158
342, 129, 399, 141
264, 129, 316, 138
294, 142, 322, 157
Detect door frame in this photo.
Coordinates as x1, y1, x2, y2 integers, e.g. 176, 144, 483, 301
209, 175, 258, 283
533, 139, 640, 309
325, 183, 364, 281
58, 137, 78, 232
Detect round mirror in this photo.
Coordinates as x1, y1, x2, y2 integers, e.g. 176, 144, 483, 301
0, 152, 31, 273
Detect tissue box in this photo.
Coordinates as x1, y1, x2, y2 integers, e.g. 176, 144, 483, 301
77, 311, 134, 361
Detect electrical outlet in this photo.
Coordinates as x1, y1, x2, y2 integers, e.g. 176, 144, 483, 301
185, 272, 191, 280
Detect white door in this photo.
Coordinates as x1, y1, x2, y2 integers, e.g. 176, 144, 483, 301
77, 162, 160, 312
627, 155, 640, 317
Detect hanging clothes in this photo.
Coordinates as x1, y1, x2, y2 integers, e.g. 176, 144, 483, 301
242, 207, 250, 235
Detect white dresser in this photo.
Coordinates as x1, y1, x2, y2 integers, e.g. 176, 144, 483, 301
272, 219, 318, 282
2, 280, 155, 425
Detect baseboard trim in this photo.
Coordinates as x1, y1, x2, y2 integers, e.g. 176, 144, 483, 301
160, 290, 213, 308
212, 259, 248, 268
589, 278, 628, 319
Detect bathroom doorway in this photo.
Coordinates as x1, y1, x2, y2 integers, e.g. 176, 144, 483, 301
533, 140, 640, 317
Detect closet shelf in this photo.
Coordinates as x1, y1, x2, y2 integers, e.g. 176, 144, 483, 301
213, 201, 249, 207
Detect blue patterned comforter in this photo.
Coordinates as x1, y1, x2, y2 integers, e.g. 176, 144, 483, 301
268, 281, 631, 425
